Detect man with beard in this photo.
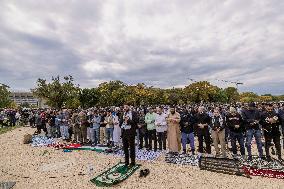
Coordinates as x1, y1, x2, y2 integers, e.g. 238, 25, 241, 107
260, 104, 282, 161
195, 106, 211, 154
242, 102, 264, 160
180, 108, 195, 155
166, 106, 181, 153
226, 107, 245, 158
211, 108, 227, 158
119, 104, 138, 167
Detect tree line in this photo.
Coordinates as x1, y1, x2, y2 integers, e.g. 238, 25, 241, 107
1, 76, 283, 109
31, 76, 284, 109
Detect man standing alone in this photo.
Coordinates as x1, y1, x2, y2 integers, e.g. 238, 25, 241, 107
120, 104, 138, 167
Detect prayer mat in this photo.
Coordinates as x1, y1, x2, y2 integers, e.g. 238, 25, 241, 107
0, 182, 16, 189
90, 162, 141, 187
64, 143, 81, 148
165, 153, 199, 166
47, 143, 67, 149
31, 136, 56, 147
242, 166, 284, 179
238, 156, 284, 179
237, 156, 284, 171
111, 148, 163, 161
199, 156, 248, 177
64, 144, 110, 153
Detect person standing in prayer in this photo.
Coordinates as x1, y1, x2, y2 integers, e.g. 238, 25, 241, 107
100, 111, 107, 145
278, 104, 284, 149
211, 108, 227, 158
260, 103, 282, 161
166, 106, 181, 153
105, 110, 114, 146
195, 106, 212, 154
79, 110, 88, 144
137, 110, 148, 149
72, 111, 81, 143
180, 108, 195, 155
112, 108, 122, 147
226, 107, 245, 158
91, 110, 101, 146
155, 107, 168, 151
119, 104, 138, 167
242, 102, 264, 160
145, 108, 157, 151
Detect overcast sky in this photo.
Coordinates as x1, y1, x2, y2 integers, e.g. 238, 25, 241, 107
0, 0, 284, 94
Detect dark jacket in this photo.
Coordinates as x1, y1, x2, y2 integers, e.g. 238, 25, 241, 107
210, 115, 225, 131
226, 113, 244, 133
241, 109, 261, 130
119, 111, 138, 139
180, 111, 195, 133
278, 109, 284, 128
47, 115, 56, 127
100, 114, 106, 127
138, 113, 147, 134
260, 110, 281, 136
194, 113, 211, 130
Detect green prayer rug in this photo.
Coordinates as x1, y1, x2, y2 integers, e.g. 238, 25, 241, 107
90, 162, 141, 187
63, 146, 107, 153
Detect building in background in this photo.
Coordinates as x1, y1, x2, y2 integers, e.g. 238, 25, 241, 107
9, 92, 46, 108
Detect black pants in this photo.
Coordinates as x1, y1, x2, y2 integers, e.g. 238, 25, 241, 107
122, 136, 135, 165
197, 128, 211, 154
264, 134, 281, 158
37, 123, 47, 134
138, 128, 148, 149
282, 125, 284, 149
157, 131, 167, 150
147, 129, 157, 151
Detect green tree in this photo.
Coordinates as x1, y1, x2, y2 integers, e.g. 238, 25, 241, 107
223, 87, 239, 103
239, 92, 259, 103
184, 81, 219, 103
96, 80, 127, 107
79, 88, 100, 108
0, 83, 12, 108
32, 75, 80, 109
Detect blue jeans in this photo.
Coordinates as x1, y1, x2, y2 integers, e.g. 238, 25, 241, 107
181, 132, 195, 151
230, 132, 245, 155
105, 128, 114, 144
246, 129, 263, 157
60, 125, 69, 139
91, 127, 100, 145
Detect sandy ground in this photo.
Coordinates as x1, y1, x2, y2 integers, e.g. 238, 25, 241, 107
1, 127, 284, 189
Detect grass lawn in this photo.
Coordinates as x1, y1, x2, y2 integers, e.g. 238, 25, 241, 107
0, 125, 22, 135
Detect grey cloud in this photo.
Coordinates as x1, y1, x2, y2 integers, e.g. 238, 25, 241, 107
0, 0, 284, 95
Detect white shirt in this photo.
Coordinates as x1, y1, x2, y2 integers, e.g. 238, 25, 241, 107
155, 113, 168, 132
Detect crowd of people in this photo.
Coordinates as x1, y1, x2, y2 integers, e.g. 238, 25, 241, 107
1, 102, 284, 165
